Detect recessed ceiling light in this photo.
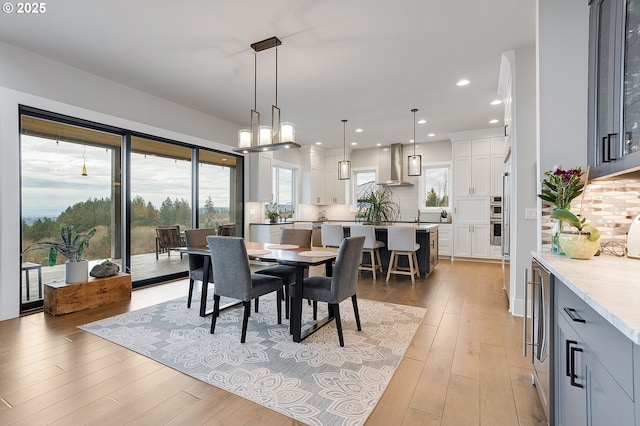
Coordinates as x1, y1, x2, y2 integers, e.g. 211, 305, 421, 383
376, 143, 381, 146
355, 128, 363, 133
351, 142, 358, 146
409, 139, 414, 143
489, 119, 499, 124
428, 133, 435, 137
456, 79, 470, 86
491, 99, 502, 105
315, 141, 322, 145
417, 119, 427, 124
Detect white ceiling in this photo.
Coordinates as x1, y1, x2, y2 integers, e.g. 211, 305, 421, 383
0, 0, 535, 150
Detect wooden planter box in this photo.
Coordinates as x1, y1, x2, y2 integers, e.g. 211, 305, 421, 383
44, 273, 132, 315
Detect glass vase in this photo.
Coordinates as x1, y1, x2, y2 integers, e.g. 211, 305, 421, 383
551, 219, 565, 255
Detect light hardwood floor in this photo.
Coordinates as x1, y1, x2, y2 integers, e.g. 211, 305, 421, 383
0, 259, 546, 425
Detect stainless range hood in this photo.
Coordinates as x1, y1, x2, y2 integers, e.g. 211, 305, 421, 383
378, 143, 414, 187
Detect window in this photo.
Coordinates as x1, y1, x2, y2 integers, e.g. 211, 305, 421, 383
353, 169, 377, 209
420, 163, 451, 210
272, 164, 296, 220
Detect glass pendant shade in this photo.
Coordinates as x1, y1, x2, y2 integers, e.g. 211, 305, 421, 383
338, 160, 351, 180
280, 122, 295, 142
408, 154, 422, 176
259, 126, 272, 145
81, 162, 88, 176
238, 129, 251, 148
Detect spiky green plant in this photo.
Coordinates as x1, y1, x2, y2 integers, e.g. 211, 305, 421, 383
356, 189, 399, 225
23, 225, 96, 264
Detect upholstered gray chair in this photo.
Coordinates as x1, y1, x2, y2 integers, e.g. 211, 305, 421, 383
255, 228, 312, 319
349, 225, 385, 281
207, 236, 283, 343
298, 235, 365, 347
321, 224, 344, 248
184, 229, 216, 308
386, 226, 420, 285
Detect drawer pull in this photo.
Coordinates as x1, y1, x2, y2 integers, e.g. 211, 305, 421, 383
564, 307, 586, 323
570, 345, 584, 388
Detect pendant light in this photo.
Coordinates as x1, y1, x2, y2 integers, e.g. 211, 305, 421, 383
338, 119, 351, 180
235, 36, 299, 153
408, 108, 422, 176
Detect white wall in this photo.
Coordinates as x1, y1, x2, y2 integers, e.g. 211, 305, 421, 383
537, 0, 590, 247
0, 42, 242, 320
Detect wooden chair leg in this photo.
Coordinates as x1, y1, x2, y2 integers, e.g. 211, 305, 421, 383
241, 301, 251, 343
386, 252, 395, 281
409, 252, 416, 285
210, 294, 221, 334
370, 249, 377, 281
332, 303, 344, 347
351, 294, 362, 331
187, 279, 195, 308
413, 251, 420, 279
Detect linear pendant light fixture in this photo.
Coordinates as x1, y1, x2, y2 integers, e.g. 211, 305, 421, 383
408, 108, 422, 176
338, 119, 351, 180
235, 36, 299, 153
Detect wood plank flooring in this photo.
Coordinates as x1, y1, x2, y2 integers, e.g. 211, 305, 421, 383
0, 259, 546, 425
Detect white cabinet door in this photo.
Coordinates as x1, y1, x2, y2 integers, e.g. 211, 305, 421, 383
438, 224, 452, 256
455, 197, 489, 223
310, 167, 325, 205
471, 155, 490, 196
453, 225, 471, 257
491, 155, 505, 196
470, 224, 490, 257
324, 168, 347, 204
454, 156, 472, 196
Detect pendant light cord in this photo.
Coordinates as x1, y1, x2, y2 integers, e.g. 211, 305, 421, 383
342, 119, 347, 159
411, 108, 418, 156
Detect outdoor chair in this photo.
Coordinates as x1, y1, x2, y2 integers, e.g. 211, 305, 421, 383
155, 225, 185, 259
217, 224, 236, 236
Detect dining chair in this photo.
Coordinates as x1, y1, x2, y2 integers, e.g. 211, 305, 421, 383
184, 228, 216, 308
386, 226, 420, 285
349, 225, 385, 281
321, 224, 344, 248
206, 236, 283, 343
255, 228, 312, 319
298, 235, 365, 347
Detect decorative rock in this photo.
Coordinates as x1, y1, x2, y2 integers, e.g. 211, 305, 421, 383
90, 263, 120, 278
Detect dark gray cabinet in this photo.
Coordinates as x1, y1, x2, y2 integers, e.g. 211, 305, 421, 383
554, 279, 636, 425
588, 0, 640, 178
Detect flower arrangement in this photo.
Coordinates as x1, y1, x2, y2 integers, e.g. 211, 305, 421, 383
265, 202, 280, 222
538, 165, 585, 209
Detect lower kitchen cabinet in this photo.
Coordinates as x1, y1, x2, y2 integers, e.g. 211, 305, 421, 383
437, 223, 452, 257
453, 224, 489, 258
555, 278, 636, 425
249, 223, 293, 243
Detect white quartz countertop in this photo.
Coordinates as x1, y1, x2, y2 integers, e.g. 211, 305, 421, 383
533, 251, 640, 345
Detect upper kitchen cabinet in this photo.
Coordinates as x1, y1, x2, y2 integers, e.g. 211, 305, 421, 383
301, 146, 325, 205
248, 151, 273, 202
324, 151, 350, 205
453, 138, 491, 197
588, 0, 640, 178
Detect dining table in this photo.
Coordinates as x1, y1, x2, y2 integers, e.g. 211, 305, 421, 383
178, 241, 339, 343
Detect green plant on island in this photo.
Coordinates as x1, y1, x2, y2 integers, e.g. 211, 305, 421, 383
356, 189, 399, 225
23, 225, 97, 264
550, 208, 600, 242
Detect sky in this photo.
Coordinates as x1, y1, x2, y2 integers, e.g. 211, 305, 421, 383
21, 136, 234, 218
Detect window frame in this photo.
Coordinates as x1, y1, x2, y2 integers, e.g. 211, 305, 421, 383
351, 167, 378, 211
271, 161, 299, 219
419, 161, 452, 212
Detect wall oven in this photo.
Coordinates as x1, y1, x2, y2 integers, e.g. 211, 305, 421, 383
490, 219, 501, 246
490, 196, 502, 219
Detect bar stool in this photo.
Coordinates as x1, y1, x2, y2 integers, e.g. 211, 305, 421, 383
349, 225, 384, 280
386, 226, 420, 285
321, 224, 344, 248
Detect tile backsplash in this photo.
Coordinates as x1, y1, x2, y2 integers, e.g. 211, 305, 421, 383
542, 174, 640, 245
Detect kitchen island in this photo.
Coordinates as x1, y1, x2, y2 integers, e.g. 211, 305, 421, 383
533, 251, 640, 425
340, 223, 439, 279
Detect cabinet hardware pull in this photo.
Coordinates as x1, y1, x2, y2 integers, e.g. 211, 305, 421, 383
563, 307, 586, 323
570, 346, 584, 388
566, 339, 577, 377
607, 133, 618, 161
602, 136, 610, 163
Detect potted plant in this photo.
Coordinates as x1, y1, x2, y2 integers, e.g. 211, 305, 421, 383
23, 225, 97, 283
265, 202, 280, 223
550, 208, 601, 259
356, 189, 399, 225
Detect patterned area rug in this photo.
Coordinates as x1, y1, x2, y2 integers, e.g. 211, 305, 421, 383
79, 292, 425, 425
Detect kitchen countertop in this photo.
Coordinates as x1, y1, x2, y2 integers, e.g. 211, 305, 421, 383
533, 251, 640, 345
250, 221, 442, 230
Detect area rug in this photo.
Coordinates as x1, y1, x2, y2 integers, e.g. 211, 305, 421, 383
79, 292, 426, 426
